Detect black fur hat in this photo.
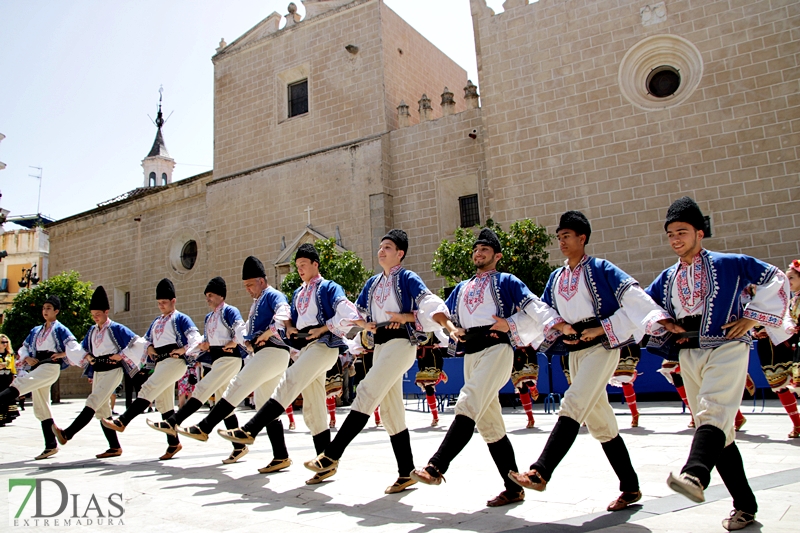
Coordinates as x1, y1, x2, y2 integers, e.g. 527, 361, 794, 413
381, 229, 409, 257
242, 256, 267, 280
89, 286, 110, 311
295, 243, 320, 265
44, 294, 62, 311
473, 228, 502, 253
664, 196, 705, 232
156, 278, 176, 300
556, 211, 592, 244
204, 277, 227, 299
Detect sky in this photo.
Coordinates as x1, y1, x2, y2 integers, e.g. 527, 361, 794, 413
0, 0, 510, 224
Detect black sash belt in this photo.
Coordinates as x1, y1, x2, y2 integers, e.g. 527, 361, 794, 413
251, 339, 289, 354
287, 324, 326, 351
153, 344, 182, 363
207, 346, 241, 362
36, 351, 58, 365
374, 325, 410, 346
92, 353, 120, 373
560, 318, 607, 352
459, 325, 510, 354
675, 315, 702, 350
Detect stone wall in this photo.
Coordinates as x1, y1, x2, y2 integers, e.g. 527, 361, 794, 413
471, 0, 799, 283
389, 108, 486, 289
47, 174, 213, 337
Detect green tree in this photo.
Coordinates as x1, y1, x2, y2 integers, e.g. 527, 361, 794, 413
1, 271, 94, 349
280, 238, 372, 301
431, 219, 555, 295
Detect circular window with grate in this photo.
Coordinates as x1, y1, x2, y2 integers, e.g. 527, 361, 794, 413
180, 240, 197, 270
618, 35, 703, 111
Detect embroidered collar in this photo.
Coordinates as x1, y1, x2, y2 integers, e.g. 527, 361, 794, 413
475, 269, 498, 279
463, 271, 495, 314
558, 256, 588, 301
36, 321, 56, 348
676, 252, 707, 314
297, 275, 323, 315
374, 268, 399, 309
93, 319, 112, 349
154, 312, 174, 342
206, 303, 224, 339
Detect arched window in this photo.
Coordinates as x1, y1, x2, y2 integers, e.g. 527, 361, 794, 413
161, 173, 168, 185
149, 172, 156, 187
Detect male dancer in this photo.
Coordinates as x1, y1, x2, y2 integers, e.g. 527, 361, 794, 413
0, 295, 82, 459
509, 211, 676, 511
53, 287, 146, 458
218, 243, 359, 483
645, 197, 790, 531
178, 256, 293, 473
102, 279, 202, 460
410, 229, 571, 507
304, 230, 455, 494
148, 277, 250, 464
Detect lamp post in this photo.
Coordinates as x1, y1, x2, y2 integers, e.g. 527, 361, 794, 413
18, 263, 40, 288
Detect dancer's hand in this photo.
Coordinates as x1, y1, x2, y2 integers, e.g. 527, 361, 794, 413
723, 318, 757, 339
450, 327, 466, 343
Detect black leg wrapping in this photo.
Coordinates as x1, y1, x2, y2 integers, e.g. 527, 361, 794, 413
172, 397, 203, 426
162, 410, 180, 446
224, 414, 246, 451
64, 407, 96, 440
530, 415, 581, 482
601, 435, 640, 493
715, 442, 758, 515
681, 424, 726, 488
41, 419, 57, 449
118, 397, 151, 426
389, 429, 415, 478
312, 429, 331, 455
430, 414, 477, 474
488, 435, 521, 493
265, 418, 289, 459
325, 410, 370, 460
101, 419, 121, 449
0, 386, 20, 409
197, 399, 236, 434
242, 398, 285, 436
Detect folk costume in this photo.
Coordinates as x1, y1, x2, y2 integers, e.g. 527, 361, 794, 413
511, 345, 539, 429
753, 260, 800, 438
415, 332, 449, 427
219, 244, 360, 482
305, 230, 449, 494
0, 340, 19, 426
177, 257, 292, 473
0, 295, 83, 459
102, 279, 202, 460
648, 197, 791, 531
512, 211, 668, 511
148, 277, 251, 463
411, 228, 562, 507
53, 287, 146, 458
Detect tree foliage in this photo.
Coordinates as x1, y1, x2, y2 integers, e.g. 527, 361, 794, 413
431, 219, 555, 295
280, 238, 373, 301
1, 270, 94, 348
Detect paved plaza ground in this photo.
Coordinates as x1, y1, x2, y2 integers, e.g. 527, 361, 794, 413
1, 397, 798, 532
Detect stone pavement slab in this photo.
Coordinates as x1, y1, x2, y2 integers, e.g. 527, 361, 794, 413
1, 399, 798, 532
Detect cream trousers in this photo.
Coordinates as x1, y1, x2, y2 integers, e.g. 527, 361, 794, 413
351, 338, 416, 436
559, 344, 620, 443
221, 347, 289, 410
272, 342, 340, 436
139, 357, 187, 414
12, 363, 61, 421
679, 341, 749, 446
85, 367, 123, 419
454, 343, 513, 444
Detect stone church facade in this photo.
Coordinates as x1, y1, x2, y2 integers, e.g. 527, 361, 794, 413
48, 0, 798, 343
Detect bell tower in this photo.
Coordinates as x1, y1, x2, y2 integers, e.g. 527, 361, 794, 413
141, 87, 175, 188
